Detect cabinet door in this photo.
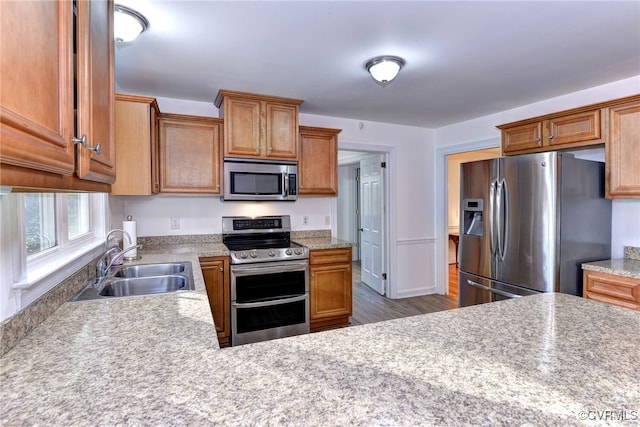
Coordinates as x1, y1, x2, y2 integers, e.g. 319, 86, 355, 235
112, 95, 159, 195
299, 126, 340, 195
200, 257, 231, 341
223, 98, 262, 157
584, 270, 640, 310
547, 109, 602, 148
501, 122, 543, 154
75, 0, 116, 183
159, 115, 222, 193
606, 100, 640, 198
265, 103, 299, 159
0, 0, 75, 176
309, 248, 353, 329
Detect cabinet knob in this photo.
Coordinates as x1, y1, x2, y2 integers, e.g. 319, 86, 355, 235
220, 267, 224, 272
73, 135, 102, 155
548, 135, 555, 140
535, 137, 541, 142
268, 146, 272, 151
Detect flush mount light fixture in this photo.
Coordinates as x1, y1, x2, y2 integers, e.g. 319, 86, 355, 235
365, 56, 405, 86
114, 4, 149, 43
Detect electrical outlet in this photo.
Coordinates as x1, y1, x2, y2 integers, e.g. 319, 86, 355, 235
303, 216, 309, 226
325, 216, 330, 225
171, 217, 180, 230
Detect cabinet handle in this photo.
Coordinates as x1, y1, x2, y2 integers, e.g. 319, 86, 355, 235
256, 145, 262, 152
548, 135, 554, 140
220, 267, 224, 271
73, 135, 102, 155
535, 137, 541, 142
268, 146, 272, 151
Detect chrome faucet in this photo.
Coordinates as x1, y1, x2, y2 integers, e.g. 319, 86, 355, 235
105, 228, 132, 249
95, 244, 143, 287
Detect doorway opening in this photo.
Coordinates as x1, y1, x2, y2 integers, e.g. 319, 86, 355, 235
435, 139, 501, 302
445, 148, 501, 300
336, 149, 388, 296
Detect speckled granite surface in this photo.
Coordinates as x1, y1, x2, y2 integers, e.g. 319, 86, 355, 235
582, 246, 640, 279
293, 236, 354, 250
625, 246, 640, 261
2, 293, 639, 426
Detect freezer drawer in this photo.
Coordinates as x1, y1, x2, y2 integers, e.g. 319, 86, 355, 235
459, 271, 542, 308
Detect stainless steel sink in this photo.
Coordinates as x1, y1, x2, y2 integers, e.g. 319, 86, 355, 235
99, 275, 190, 297
70, 261, 195, 301
114, 262, 186, 278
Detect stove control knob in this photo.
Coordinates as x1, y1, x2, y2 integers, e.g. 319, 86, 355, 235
294, 248, 302, 255
285, 249, 293, 256
250, 250, 258, 258
239, 251, 248, 259
268, 250, 276, 257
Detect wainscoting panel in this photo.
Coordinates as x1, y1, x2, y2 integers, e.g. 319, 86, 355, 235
394, 238, 437, 298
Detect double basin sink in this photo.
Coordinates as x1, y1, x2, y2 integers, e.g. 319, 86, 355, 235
71, 261, 195, 301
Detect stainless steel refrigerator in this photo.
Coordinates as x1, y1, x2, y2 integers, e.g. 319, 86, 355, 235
459, 152, 611, 307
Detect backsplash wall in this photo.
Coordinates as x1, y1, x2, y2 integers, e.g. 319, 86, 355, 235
110, 196, 333, 236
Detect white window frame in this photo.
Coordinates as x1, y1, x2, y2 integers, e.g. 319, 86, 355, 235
8, 193, 108, 312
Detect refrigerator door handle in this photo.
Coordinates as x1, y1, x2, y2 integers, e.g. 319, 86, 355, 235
489, 179, 497, 257
499, 178, 508, 261
496, 178, 504, 260
466, 279, 523, 299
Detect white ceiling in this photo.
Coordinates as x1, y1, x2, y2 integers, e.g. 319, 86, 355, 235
115, 1, 640, 128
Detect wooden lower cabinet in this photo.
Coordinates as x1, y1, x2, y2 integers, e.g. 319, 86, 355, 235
200, 257, 231, 346
583, 270, 640, 311
309, 247, 353, 330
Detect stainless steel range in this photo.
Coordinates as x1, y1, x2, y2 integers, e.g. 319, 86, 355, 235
222, 215, 309, 346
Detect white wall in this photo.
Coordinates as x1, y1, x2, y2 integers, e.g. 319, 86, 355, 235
433, 75, 640, 294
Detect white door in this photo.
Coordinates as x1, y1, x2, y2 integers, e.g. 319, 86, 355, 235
360, 155, 385, 295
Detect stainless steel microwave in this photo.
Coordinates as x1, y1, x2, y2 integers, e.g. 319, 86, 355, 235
223, 158, 298, 201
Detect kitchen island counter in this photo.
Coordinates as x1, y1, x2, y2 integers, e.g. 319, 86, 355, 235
1, 292, 639, 425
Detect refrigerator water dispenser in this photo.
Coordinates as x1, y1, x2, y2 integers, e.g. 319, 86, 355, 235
463, 199, 484, 236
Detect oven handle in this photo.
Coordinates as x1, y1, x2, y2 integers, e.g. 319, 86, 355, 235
231, 260, 309, 276
466, 279, 522, 299
232, 294, 307, 309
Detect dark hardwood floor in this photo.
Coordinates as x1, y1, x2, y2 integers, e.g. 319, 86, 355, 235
349, 262, 458, 326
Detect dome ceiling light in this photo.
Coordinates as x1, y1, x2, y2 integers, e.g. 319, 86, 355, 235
114, 4, 149, 43
365, 56, 405, 86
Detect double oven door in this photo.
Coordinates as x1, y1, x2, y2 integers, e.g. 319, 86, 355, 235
231, 259, 309, 346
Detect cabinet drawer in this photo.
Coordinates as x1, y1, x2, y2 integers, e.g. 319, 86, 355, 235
583, 270, 640, 310
310, 248, 352, 265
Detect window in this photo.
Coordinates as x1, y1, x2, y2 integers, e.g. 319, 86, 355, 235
24, 193, 97, 264
1, 191, 107, 320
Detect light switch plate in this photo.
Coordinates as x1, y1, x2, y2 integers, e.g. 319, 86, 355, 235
171, 217, 180, 230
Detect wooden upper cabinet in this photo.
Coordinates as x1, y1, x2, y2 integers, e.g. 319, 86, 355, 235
0, 0, 113, 191
299, 126, 342, 196
500, 108, 603, 155
0, 0, 75, 176
112, 94, 160, 195
158, 113, 222, 194
75, 0, 116, 184
215, 90, 303, 160
606, 99, 640, 199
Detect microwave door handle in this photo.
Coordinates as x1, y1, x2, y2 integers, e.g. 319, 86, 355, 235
283, 173, 289, 197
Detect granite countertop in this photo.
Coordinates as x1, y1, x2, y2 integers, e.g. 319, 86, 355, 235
582, 258, 640, 279
2, 291, 639, 425
293, 236, 353, 250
